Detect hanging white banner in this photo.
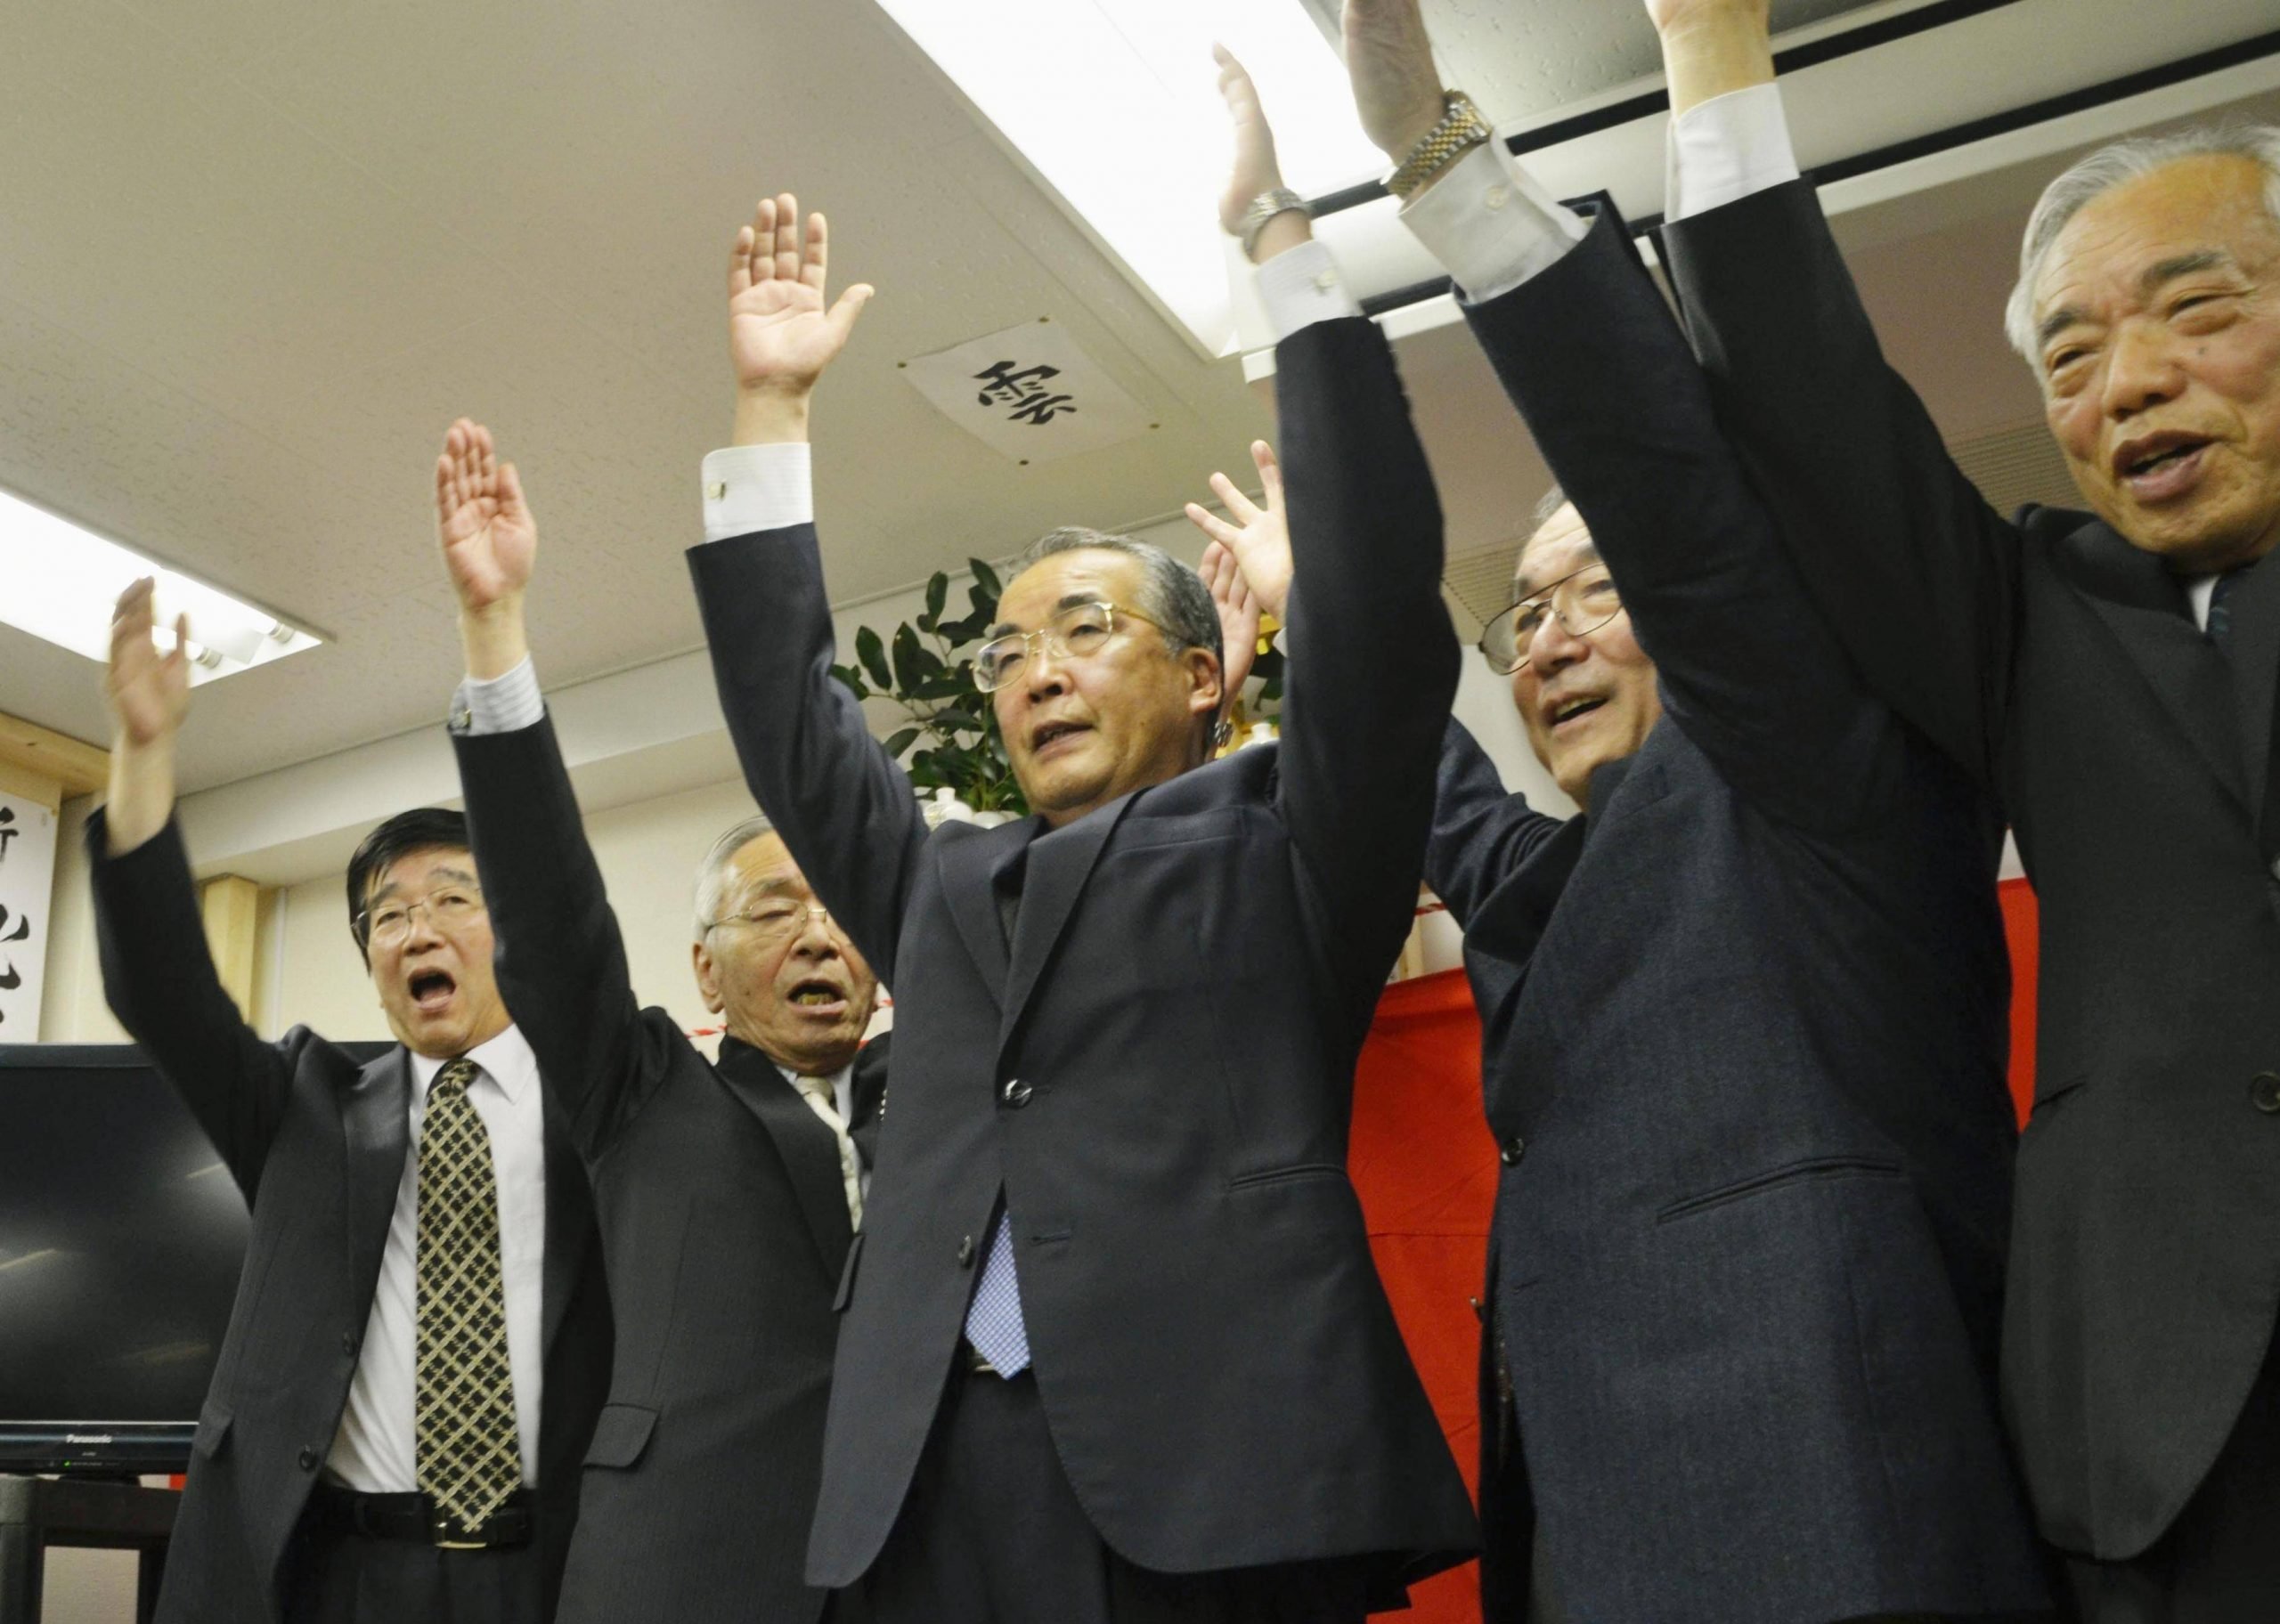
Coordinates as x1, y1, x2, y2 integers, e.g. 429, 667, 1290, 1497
900, 319, 1152, 466
0, 792, 57, 1039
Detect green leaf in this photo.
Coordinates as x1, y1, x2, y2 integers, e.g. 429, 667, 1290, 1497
829, 663, 868, 700
925, 572, 949, 623
884, 727, 922, 759
891, 624, 925, 694
855, 625, 892, 692
968, 557, 1003, 603
915, 672, 967, 702
933, 709, 983, 733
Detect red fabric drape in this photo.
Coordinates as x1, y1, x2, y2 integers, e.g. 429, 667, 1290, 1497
1345, 884, 2042, 1620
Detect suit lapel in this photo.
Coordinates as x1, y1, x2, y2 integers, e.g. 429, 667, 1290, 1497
2219, 551, 2280, 840
715, 1039, 852, 1282
849, 1032, 891, 1169
539, 1089, 591, 1357
936, 824, 1015, 1004
2064, 524, 2250, 814
998, 792, 1137, 1058
340, 1048, 411, 1317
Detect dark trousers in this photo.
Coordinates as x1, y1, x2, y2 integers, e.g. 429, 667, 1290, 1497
859, 1366, 1374, 1624
2063, 1325, 2280, 1624
281, 1523, 543, 1624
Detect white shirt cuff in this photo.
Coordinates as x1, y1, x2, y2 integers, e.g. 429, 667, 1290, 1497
701, 443, 814, 543
452, 656, 543, 736
1665, 82, 1800, 223
1398, 141, 1589, 305
1255, 240, 1364, 342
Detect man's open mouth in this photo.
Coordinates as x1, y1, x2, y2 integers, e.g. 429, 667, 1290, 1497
1546, 695, 1607, 730
408, 970, 457, 1013
1031, 720, 1088, 753
787, 978, 847, 1012
2113, 432, 2213, 499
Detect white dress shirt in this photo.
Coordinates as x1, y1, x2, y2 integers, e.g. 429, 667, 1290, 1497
325, 1024, 549, 1490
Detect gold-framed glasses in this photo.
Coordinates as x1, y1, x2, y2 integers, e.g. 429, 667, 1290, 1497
1478, 563, 1624, 675
359, 885, 486, 946
973, 601, 1164, 694
705, 898, 838, 946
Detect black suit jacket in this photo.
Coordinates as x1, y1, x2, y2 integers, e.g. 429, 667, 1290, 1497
454, 716, 884, 1624
87, 814, 610, 1624
1426, 209, 2047, 1621
688, 315, 1478, 1594
1664, 178, 2280, 1560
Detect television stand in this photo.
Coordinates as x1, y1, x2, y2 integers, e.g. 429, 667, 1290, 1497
0, 1475, 176, 1624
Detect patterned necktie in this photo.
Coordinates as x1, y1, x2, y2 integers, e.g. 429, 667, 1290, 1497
2207, 568, 2243, 649
415, 1058, 521, 1532
962, 1210, 1030, 1375
793, 1075, 864, 1228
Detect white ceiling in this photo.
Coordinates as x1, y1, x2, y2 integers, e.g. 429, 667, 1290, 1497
3, 0, 2276, 795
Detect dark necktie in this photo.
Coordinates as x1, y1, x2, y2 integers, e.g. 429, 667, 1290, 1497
2207, 569, 2243, 649
415, 1058, 521, 1533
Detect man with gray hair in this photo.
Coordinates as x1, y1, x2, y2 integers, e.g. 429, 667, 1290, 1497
1646, 0, 2280, 1612
430, 418, 887, 1624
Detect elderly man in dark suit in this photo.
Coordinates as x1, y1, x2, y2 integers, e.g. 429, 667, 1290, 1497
677, 158, 1477, 1620
1642, 1, 2280, 1615
88, 581, 609, 1624
1192, 16, 2049, 1620
424, 418, 888, 1624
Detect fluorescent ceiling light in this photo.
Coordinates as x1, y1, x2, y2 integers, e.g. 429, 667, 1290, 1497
0, 486, 322, 686
878, 0, 1383, 355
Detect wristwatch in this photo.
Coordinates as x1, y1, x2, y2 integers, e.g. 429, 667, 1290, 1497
1236, 187, 1308, 261
1388, 90, 1493, 200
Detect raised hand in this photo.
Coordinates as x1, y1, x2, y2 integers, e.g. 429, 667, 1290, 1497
1643, 0, 1773, 115
1342, 0, 1448, 163
101, 578, 191, 852
1184, 441, 1293, 621
435, 418, 535, 615
1200, 542, 1262, 703
1214, 45, 1290, 248
104, 578, 190, 751
728, 194, 873, 433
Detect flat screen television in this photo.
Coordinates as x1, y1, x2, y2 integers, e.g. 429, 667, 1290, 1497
0, 1041, 384, 1475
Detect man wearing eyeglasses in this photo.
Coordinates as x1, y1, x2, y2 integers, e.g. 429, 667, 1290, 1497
1185, 9, 2050, 1620
86, 581, 609, 1624
430, 418, 888, 1624
678, 171, 1476, 1620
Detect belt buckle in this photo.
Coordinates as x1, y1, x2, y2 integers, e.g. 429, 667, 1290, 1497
428, 1498, 495, 1550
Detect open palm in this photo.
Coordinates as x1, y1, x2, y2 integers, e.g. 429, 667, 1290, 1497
729, 193, 872, 394
104, 579, 190, 749
434, 418, 535, 613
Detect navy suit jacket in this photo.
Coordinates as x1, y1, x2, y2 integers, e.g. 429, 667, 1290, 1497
688, 315, 1478, 1596
1666, 177, 2280, 1560
1429, 207, 2048, 1621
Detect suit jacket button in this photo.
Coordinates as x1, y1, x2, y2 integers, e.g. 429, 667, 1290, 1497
2253, 1073, 2280, 1114
1002, 1077, 1034, 1108
957, 1234, 975, 1268
297, 1446, 319, 1472
1500, 1136, 1525, 1165
341, 1331, 359, 1358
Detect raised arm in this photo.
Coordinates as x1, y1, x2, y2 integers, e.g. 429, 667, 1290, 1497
1342, 0, 1905, 826
1209, 53, 1462, 1017
1649, 0, 2021, 786
435, 420, 655, 1152
90, 581, 291, 1191
687, 197, 923, 983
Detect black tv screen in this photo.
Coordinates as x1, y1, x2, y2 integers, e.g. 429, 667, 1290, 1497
0, 1042, 377, 1474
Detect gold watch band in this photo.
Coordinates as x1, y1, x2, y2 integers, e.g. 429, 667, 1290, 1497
1388, 91, 1493, 200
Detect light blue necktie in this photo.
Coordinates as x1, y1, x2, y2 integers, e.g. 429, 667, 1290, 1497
962, 1210, 1031, 1375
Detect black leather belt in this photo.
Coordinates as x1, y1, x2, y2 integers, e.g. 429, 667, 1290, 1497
304, 1483, 533, 1550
